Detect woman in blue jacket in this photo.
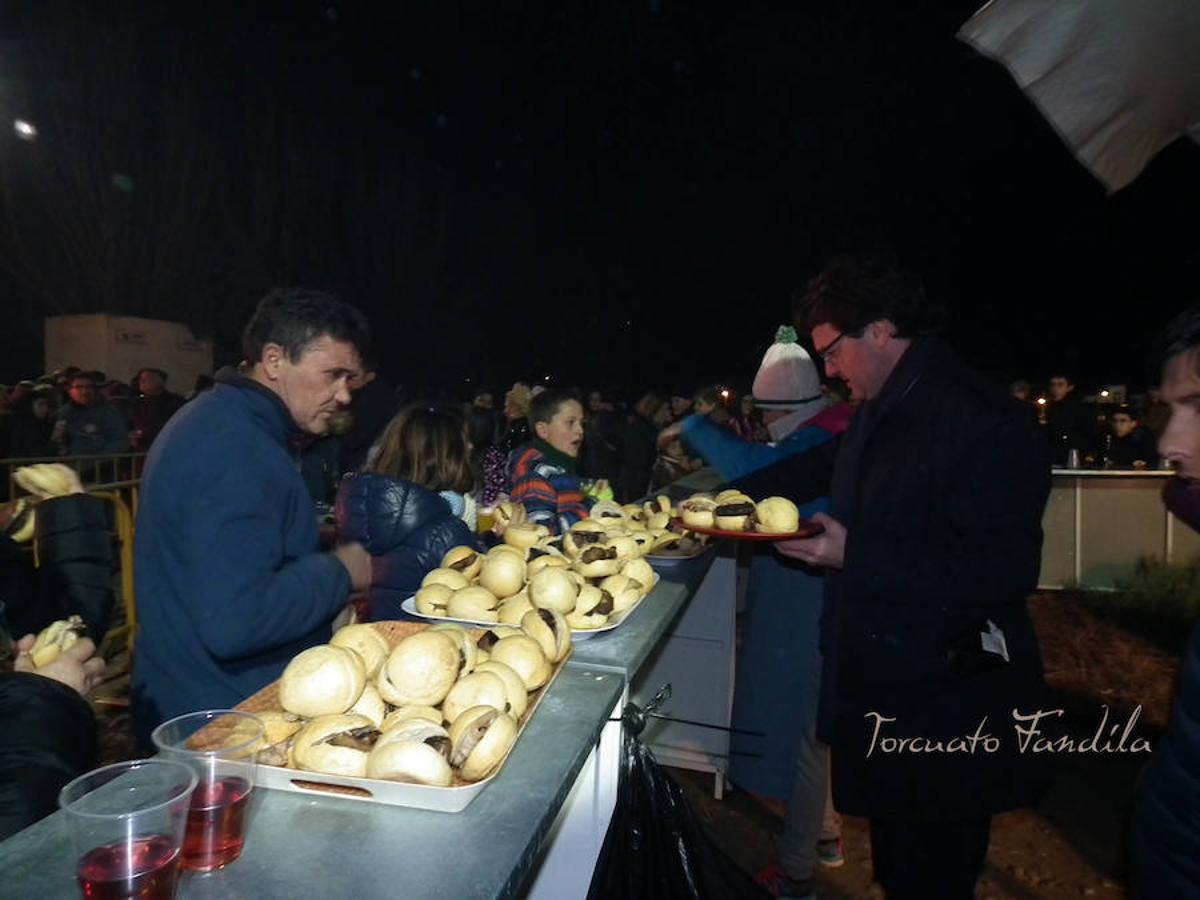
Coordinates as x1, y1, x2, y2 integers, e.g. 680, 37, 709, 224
668, 327, 854, 899
336, 405, 478, 620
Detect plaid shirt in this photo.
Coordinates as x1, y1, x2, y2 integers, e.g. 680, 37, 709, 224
508, 445, 589, 535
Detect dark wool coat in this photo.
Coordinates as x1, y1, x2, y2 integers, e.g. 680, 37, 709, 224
0, 673, 96, 841
739, 337, 1054, 821
0, 494, 115, 642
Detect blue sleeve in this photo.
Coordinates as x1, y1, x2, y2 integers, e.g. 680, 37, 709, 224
413, 518, 477, 577
179, 462, 351, 661
680, 415, 834, 482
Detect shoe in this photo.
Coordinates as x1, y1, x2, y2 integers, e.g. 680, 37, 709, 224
754, 860, 815, 900
816, 837, 845, 868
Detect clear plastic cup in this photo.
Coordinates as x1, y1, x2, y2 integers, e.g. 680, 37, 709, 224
151, 710, 262, 872
59, 758, 197, 899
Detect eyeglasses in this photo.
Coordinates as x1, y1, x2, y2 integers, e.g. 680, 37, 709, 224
814, 327, 864, 364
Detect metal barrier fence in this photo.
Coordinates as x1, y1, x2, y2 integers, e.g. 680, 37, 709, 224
3, 453, 146, 657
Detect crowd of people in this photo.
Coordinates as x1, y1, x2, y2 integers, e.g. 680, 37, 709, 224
1010, 372, 1167, 469
0, 366, 213, 465
3, 263, 1200, 898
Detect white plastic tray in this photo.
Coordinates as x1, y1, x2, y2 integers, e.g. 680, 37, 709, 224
645, 543, 715, 567
231, 621, 567, 813
401, 573, 659, 640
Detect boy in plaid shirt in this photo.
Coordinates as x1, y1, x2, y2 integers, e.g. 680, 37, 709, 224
508, 390, 590, 534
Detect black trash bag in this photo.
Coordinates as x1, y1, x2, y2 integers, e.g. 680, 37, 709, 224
587, 723, 770, 899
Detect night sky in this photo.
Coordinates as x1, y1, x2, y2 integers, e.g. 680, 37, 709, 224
1, 1, 1198, 398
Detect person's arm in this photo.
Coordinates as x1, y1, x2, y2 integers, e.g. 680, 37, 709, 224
34, 494, 115, 641
1, 639, 102, 841
680, 414, 835, 482
177, 464, 352, 661
725, 435, 841, 506
510, 472, 561, 532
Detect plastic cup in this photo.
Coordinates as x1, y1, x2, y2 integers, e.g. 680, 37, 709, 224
59, 758, 197, 899
151, 710, 262, 872
477, 507, 496, 534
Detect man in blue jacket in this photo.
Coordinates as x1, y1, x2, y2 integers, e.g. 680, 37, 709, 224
132, 289, 373, 744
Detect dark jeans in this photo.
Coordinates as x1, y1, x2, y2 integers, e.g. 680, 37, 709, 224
869, 816, 991, 899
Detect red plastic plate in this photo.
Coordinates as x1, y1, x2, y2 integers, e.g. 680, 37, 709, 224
671, 518, 825, 541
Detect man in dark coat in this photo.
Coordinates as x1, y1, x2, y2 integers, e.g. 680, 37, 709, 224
1130, 305, 1200, 897
774, 253, 1052, 897
1045, 372, 1096, 465
1105, 406, 1159, 469
582, 389, 623, 482
617, 391, 666, 503
338, 363, 396, 474
129, 368, 185, 452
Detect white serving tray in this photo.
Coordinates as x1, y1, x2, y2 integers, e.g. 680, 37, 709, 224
230, 621, 567, 813
645, 543, 715, 567
401, 573, 659, 641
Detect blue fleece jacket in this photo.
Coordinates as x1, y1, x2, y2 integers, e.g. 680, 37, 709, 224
679, 413, 839, 516
132, 370, 351, 741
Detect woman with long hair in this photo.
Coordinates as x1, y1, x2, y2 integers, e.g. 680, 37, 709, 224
336, 404, 478, 620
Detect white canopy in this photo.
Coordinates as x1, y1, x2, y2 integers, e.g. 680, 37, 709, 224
958, 0, 1200, 192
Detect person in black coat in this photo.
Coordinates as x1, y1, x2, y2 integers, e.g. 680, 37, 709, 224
1131, 305, 1200, 897
1, 483, 115, 644
338, 364, 397, 474
129, 368, 185, 452
1045, 372, 1097, 465
1105, 406, 1159, 469
0, 466, 111, 842
582, 389, 623, 482
1, 635, 106, 841
7, 388, 60, 460
771, 253, 1053, 898
617, 391, 666, 503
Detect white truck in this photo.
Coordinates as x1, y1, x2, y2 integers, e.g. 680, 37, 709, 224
44, 314, 213, 391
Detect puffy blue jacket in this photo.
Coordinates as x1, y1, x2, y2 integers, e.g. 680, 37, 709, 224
336, 473, 476, 620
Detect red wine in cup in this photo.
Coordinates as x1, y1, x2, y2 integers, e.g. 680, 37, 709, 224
76, 834, 180, 900
181, 776, 252, 871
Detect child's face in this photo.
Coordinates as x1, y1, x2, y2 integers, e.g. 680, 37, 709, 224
536, 399, 585, 458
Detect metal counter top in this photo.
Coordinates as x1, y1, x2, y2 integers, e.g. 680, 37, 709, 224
1051, 468, 1173, 478
0, 665, 624, 900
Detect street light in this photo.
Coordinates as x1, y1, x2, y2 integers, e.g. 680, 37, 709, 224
13, 119, 37, 141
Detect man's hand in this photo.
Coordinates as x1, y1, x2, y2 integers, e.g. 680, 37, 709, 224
14, 634, 107, 695
657, 421, 683, 451
333, 541, 372, 591
775, 512, 847, 569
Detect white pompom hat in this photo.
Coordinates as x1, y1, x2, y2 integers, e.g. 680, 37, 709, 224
751, 326, 826, 420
